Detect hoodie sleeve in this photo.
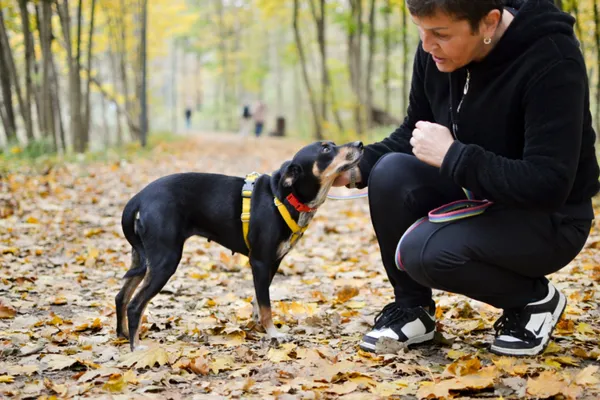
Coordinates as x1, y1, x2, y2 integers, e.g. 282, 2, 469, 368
440, 59, 585, 210
356, 44, 434, 188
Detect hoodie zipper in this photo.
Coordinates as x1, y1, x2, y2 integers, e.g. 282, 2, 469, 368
452, 69, 470, 139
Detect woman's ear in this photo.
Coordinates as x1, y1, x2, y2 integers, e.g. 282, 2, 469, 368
480, 9, 502, 38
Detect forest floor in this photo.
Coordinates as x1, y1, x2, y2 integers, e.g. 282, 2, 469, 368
1, 133, 599, 399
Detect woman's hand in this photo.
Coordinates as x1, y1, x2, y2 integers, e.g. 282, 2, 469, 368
410, 121, 455, 168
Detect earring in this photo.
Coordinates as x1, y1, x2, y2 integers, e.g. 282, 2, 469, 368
484, 37, 492, 45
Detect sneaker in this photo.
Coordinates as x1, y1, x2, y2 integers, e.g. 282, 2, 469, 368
359, 302, 436, 352
490, 282, 566, 357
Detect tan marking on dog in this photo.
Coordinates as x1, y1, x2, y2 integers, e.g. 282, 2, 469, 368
308, 147, 359, 209
117, 274, 144, 337
259, 305, 287, 338
128, 269, 154, 350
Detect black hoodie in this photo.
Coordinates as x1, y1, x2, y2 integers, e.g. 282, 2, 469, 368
359, 0, 599, 219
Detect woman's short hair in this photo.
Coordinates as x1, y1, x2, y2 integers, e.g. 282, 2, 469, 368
406, 0, 505, 32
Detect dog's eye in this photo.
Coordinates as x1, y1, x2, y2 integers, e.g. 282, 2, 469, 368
321, 146, 331, 153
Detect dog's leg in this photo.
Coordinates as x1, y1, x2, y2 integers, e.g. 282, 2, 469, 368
115, 249, 145, 338
252, 259, 283, 325
127, 247, 182, 351
250, 258, 286, 339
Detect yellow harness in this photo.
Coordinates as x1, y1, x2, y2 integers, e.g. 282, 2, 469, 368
241, 173, 309, 252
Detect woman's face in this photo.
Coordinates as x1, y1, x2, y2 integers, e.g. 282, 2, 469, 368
412, 10, 501, 73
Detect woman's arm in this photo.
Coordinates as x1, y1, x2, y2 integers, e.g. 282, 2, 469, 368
441, 59, 586, 210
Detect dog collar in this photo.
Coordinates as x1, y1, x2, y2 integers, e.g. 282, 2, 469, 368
286, 193, 316, 213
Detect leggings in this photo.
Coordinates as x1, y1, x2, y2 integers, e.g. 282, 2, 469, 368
368, 153, 592, 310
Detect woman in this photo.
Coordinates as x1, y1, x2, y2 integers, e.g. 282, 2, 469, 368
334, 0, 599, 356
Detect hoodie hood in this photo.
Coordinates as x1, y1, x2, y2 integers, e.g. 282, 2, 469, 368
471, 0, 576, 69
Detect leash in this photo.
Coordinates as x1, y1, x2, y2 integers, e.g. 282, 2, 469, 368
395, 188, 493, 271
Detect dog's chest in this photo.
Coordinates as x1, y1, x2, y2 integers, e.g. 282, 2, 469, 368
276, 212, 315, 258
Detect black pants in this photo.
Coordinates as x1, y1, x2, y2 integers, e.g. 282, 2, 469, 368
368, 153, 592, 310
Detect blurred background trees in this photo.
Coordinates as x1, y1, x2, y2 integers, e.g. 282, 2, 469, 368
0, 0, 599, 155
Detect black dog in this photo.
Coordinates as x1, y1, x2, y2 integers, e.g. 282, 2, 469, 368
115, 141, 363, 350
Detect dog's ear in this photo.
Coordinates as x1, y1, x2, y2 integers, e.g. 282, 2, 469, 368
282, 163, 303, 187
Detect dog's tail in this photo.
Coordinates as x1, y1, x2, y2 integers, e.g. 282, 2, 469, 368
121, 198, 147, 279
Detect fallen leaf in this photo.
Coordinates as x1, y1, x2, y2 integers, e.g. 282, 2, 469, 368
0, 303, 16, 319
574, 365, 599, 386
335, 286, 359, 303
526, 370, 583, 399
119, 346, 169, 369
0, 375, 14, 383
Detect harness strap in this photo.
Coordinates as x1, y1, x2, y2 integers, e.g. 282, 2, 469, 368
274, 197, 309, 245
241, 172, 261, 251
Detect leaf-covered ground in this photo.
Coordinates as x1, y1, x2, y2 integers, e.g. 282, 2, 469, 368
1, 133, 599, 399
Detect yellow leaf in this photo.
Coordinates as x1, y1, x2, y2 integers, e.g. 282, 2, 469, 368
43, 354, 79, 370
549, 356, 579, 366
0, 303, 16, 319
84, 228, 104, 238
0, 375, 14, 383
543, 341, 562, 354
447, 350, 469, 360
25, 216, 39, 224
210, 356, 235, 374
344, 301, 366, 309
118, 346, 169, 369
527, 370, 583, 399
443, 356, 482, 377
371, 380, 408, 396
574, 365, 599, 386
102, 374, 127, 393
492, 357, 528, 376
576, 322, 595, 335
335, 285, 359, 303
417, 367, 498, 399
267, 344, 295, 363
0, 247, 19, 255
209, 331, 246, 347
50, 296, 67, 305
189, 272, 209, 280
326, 381, 358, 395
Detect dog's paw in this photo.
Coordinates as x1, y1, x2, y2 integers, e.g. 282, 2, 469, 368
132, 344, 149, 352
267, 329, 289, 342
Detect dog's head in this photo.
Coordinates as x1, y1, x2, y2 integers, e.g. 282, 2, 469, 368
278, 141, 363, 209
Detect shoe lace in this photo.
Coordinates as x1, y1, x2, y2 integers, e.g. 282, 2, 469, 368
493, 310, 536, 341
373, 303, 423, 330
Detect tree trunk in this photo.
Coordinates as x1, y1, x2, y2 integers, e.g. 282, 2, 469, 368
0, 93, 11, 142
383, 0, 391, 113
593, 0, 600, 133
293, 0, 322, 140
366, 0, 376, 129
118, 0, 139, 140
216, 0, 231, 130
0, 8, 30, 143
18, 0, 35, 141
310, 0, 327, 128
50, 53, 66, 153
348, 0, 365, 135
401, 1, 409, 113
139, 0, 148, 147
571, 0, 586, 60
0, 27, 16, 142
108, 33, 123, 145
83, 0, 97, 146
57, 0, 85, 153
38, 1, 56, 146
171, 40, 178, 134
